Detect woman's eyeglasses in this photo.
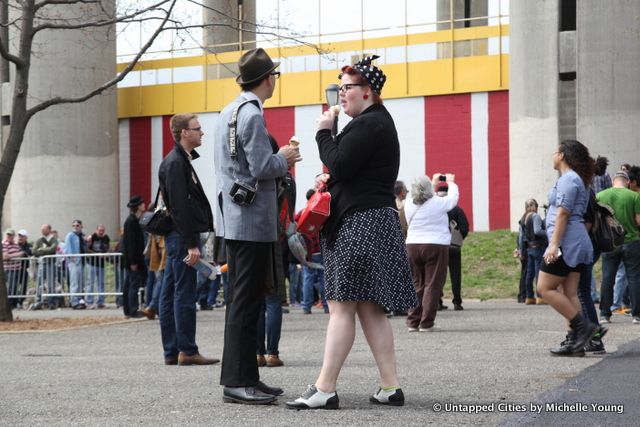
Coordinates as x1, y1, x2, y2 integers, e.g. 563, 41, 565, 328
339, 83, 364, 93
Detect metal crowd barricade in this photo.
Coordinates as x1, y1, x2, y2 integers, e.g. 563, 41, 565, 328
13, 252, 126, 308
4, 256, 35, 307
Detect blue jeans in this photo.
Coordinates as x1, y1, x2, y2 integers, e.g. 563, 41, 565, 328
207, 275, 221, 307
256, 294, 283, 355
524, 247, 543, 299
302, 253, 328, 312
36, 260, 56, 303
288, 263, 302, 304
196, 271, 212, 307
611, 263, 628, 310
600, 240, 640, 318
6, 270, 19, 307
147, 270, 163, 311
68, 261, 83, 306
88, 266, 105, 305
577, 263, 599, 325
145, 268, 156, 306
159, 231, 199, 358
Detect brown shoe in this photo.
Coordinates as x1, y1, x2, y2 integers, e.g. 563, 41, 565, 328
142, 307, 156, 320
178, 352, 220, 366
536, 297, 548, 305
164, 356, 178, 365
257, 354, 267, 367
266, 354, 284, 367
525, 298, 536, 305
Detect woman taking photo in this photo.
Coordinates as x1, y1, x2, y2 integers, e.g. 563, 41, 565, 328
537, 139, 604, 356
404, 175, 459, 332
286, 56, 417, 410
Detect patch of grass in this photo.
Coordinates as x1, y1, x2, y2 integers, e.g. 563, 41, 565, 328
443, 230, 520, 301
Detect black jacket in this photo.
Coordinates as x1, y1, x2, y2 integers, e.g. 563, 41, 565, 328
123, 213, 146, 270
159, 143, 214, 248
316, 103, 399, 247
448, 206, 469, 239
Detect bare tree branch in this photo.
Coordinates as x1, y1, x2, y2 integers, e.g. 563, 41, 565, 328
0, 35, 25, 67
25, 0, 178, 120
34, 0, 100, 12
33, 0, 171, 33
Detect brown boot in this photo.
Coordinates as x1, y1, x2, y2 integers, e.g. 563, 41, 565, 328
177, 352, 220, 365
266, 354, 284, 367
536, 297, 548, 305
257, 354, 267, 367
525, 298, 536, 305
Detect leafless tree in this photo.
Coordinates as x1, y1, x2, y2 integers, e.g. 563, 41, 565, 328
0, 0, 322, 322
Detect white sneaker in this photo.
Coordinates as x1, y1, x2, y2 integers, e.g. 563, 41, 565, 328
407, 327, 419, 332
285, 385, 339, 409
419, 325, 440, 332
632, 317, 640, 324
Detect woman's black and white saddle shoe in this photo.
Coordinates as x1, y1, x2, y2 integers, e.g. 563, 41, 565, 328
369, 387, 405, 406
286, 385, 339, 409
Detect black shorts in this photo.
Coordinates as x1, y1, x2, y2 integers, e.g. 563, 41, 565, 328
539, 251, 584, 277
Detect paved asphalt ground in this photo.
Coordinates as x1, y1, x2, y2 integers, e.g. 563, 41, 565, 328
1, 300, 639, 426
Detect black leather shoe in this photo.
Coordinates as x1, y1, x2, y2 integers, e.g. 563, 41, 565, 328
254, 380, 283, 396
222, 387, 277, 405
550, 343, 584, 357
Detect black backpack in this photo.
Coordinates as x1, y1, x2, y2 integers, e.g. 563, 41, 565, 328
589, 195, 626, 253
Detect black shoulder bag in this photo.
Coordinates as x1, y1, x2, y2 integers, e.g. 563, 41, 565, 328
139, 188, 172, 235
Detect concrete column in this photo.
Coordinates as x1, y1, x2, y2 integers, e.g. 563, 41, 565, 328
203, 0, 257, 53
5, 1, 118, 237
576, 0, 640, 166
509, 0, 560, 230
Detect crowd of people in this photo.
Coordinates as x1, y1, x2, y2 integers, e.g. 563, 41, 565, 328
7, 46, 637, 412
516, 152, 640, 356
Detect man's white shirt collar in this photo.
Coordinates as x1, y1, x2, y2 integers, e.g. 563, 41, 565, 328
240, 91, 263, 114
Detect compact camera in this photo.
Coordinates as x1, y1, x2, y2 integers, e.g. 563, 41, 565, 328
229, 180, 257, 205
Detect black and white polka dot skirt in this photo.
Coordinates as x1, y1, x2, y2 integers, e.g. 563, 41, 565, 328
321, 208, 418, 311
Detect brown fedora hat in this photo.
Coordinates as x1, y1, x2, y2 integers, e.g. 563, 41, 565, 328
236, 48, 280, 85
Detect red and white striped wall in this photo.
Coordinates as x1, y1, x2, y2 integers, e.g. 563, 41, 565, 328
118, 90, 509, 231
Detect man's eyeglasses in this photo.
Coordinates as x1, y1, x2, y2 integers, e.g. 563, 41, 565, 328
270, 71, 281, 79
339, 83, 364, 93
187, 127, 202, 132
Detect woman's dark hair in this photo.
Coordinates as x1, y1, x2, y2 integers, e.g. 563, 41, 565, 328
558, 139, 595, 186
339, 65, 382, 105
594, 156, 609, 176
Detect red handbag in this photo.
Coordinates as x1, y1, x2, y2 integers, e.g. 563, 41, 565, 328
296, 189, 331, 234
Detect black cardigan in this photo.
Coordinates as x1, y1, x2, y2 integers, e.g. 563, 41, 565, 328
316, 103, 399, 247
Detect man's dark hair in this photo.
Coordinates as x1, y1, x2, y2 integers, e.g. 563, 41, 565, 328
627, 165, 640, 185
394, 180, 407, 196
594, 156, 609, 176
240, 75, 269, 92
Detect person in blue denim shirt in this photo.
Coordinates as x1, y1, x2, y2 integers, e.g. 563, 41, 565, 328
536, 140, 604, 357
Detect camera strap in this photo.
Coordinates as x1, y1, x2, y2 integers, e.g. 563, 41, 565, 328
228, 99, 261, 191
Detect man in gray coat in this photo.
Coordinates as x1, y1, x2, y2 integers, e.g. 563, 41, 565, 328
215, 48, 301, 405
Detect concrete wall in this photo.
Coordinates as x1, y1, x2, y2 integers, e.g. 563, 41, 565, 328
508, 0, 560, 230
577, 0, 640, 168
203, 0, 256, 53
3, 1, 118, 239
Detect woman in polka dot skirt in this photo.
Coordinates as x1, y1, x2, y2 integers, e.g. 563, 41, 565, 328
287, 56, 418, 410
